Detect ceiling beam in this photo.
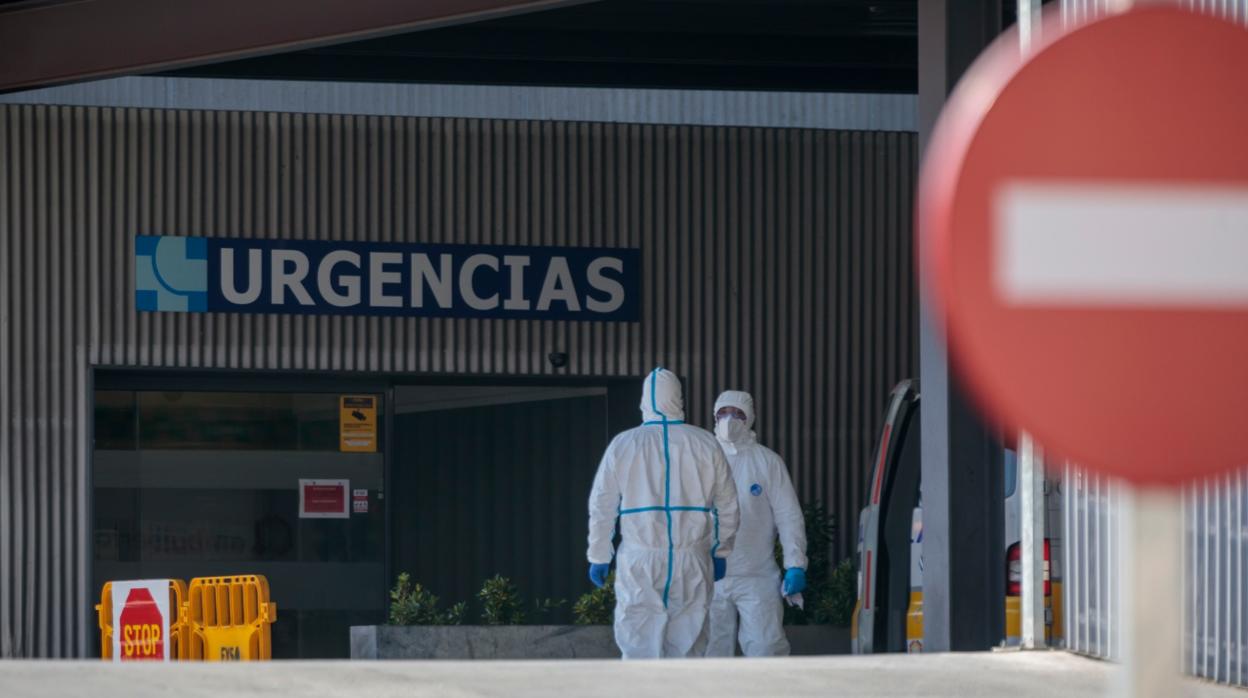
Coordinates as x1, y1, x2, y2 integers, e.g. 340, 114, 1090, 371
0, 0, 591, 93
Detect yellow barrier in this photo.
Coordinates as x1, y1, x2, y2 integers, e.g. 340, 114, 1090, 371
186, 575, 277, 661
97, 579, 189, 660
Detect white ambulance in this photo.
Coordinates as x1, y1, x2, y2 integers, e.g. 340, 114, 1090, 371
851, 380, 1064, 653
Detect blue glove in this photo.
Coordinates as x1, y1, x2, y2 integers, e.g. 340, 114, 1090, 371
588, 563, 611, 589
783, 567, 806, 595
712, 556, 727, 582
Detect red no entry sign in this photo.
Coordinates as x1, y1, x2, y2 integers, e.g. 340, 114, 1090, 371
920, 6, 1248, 484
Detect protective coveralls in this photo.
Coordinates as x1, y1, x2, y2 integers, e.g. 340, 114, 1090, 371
587, 368, 740, 659
705, 390, 808, 657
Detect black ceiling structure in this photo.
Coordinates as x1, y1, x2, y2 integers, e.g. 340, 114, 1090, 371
161, 0, 922, 93
0, 0, 584, 93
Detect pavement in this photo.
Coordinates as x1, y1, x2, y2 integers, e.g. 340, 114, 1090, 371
0, 650, 1244, 697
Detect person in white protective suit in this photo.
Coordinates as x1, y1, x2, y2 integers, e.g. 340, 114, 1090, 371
586, 367, 740, 659
705, 390, 808, 657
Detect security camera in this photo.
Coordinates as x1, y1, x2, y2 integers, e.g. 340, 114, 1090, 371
548, 352, 569, 369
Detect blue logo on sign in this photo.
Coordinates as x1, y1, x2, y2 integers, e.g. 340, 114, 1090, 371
135, 236, 209, 312
134, 235, 640, 322
750, 484, 762, 497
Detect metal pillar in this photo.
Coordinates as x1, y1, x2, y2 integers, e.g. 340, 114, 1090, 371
1015, 0, 1048, 652
1019, 433, 1047, 648
917, 0, 1007, 653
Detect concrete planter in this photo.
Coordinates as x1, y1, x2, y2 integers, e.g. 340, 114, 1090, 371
351, 625, 620, 660
350, 624, 850, 659
785, 624, 851, 656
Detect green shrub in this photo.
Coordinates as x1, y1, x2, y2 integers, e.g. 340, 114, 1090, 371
572, 573, 615, 625
388, 573, 463, 625
478, 575, 526, 625
532, 597, 568, 622
777, 501, 847, 626
444, 601, 467, 626
812, 558, 857, 626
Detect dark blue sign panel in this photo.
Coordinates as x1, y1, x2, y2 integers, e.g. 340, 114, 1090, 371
136, 235, 640, 322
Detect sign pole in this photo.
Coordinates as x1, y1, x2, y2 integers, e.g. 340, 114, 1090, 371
1116, 486, 1183, 698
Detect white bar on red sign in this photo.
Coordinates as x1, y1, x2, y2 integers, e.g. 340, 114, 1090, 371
996, 183, 1248, 306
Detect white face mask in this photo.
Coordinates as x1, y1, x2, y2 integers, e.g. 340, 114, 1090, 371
715, 416, 748, 443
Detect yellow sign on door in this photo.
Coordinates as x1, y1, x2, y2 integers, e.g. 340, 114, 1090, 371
340, 395, 377, 453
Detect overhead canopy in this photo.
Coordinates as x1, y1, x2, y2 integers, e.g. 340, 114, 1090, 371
1, 0, 918, 94
0, 0, 586, 93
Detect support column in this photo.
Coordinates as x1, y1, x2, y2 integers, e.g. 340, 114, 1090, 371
917, 0, 1008, 653
1015, 0, 1048, 652
1019, 433, 1047, 648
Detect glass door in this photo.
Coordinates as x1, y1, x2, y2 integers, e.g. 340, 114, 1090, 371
92, 389, 385, 658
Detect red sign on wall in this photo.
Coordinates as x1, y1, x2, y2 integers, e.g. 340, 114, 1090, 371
299, 479, 349, 519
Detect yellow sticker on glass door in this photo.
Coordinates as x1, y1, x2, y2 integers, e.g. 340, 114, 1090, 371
340, 396, 377, 453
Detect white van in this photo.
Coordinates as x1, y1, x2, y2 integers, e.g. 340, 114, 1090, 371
851, 381, 1064, 653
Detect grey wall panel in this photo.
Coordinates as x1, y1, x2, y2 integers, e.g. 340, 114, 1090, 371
0, 104, 918, 657
392, 394, 610, 624
1, 104, 94, 660
0, 77, 919, 133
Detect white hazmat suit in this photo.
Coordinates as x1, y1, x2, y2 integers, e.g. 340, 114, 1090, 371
706, 390, 808, 657
587, 368, 740, 659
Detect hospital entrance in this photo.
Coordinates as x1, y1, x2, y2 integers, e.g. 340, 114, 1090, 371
92, 372, 639, 658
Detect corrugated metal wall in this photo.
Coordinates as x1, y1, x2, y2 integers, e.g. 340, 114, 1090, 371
1183, 472, 1248, 686
1054, 0, 1248, 688
1062, 465, 1248, 688
1061, 464, 1124, 661
392, 394, 609, 624
1062, 0, 1248, 24
0, 104, 918, 656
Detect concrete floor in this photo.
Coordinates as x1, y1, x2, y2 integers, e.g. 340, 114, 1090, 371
0, 651, 1243, 697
